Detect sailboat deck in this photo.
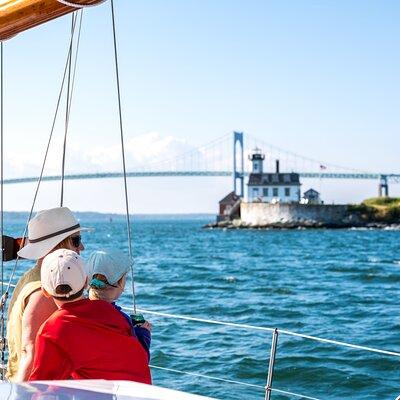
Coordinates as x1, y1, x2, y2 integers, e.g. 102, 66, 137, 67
0, 379, 215, 399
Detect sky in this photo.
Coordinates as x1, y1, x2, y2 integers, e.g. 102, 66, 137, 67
2, 0, 400, 213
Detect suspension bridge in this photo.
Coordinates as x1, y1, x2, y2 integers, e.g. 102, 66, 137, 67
4, 132, 400, 197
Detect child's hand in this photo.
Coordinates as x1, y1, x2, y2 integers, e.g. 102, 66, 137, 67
141, 321, 152, 332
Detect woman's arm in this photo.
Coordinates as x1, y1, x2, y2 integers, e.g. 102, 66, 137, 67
16, 290, 57, 381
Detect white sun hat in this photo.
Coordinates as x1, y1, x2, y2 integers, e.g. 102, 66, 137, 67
17, 207, 91, 260
41, 249, 87, 298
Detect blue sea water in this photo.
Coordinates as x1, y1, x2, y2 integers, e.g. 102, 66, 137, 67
3, 214, 400, 400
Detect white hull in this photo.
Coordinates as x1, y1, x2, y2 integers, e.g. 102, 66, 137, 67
0, 379, 215, 399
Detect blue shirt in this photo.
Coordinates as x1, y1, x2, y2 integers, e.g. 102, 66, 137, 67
112, 303, 151, 361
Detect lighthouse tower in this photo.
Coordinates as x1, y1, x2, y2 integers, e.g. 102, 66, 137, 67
249, 148, 265, 173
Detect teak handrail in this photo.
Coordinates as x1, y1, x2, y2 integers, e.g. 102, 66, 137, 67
0, 0, 104, 41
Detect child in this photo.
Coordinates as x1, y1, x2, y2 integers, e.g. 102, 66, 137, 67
29, 249, 151, 383
87, 250, 151, 360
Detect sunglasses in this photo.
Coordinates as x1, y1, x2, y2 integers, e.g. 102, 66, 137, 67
70, 235, 82, 248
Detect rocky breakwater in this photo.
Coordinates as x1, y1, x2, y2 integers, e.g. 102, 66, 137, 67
204, 197, 400, 229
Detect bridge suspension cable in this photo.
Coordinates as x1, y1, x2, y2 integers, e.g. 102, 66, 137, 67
245, 132, 370, 174
139, 132, 232, 173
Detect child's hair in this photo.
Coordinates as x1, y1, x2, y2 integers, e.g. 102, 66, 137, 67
91, 273, 109, 287
54, 284, 85, 301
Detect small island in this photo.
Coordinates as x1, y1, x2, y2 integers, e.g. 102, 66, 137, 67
205, 148, 400, 230
205, 197, 400, 229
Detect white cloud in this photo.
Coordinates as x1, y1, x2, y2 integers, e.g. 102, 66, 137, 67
4, 131, 195, 177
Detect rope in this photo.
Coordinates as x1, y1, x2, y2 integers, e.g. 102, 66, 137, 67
123, 306, 400, 358
56, 0, 107, 8
0, 17, 81, 319
0, 41, 5, 380
110, 0, 136, 313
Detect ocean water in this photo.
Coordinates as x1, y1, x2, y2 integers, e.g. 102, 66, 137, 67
3, 215, 400, 400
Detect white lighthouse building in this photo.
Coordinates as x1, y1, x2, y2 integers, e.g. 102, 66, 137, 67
247, 148, 301, 203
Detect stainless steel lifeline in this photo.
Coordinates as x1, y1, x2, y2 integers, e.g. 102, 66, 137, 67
126, 306, 400, 399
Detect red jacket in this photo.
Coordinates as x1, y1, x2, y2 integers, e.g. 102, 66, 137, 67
29, 298, 151, 384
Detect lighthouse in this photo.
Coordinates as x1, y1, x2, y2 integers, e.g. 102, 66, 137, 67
247, 148, 301, 203
248, 147, 265, 173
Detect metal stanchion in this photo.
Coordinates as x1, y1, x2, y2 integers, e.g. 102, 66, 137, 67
265, 328, 279, 400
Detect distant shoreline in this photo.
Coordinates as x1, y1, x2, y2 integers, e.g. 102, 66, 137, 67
2, 211, 214, 221
204, 220, 400, 230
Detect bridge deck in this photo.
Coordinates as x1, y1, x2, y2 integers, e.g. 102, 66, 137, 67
3, 171, 400, 185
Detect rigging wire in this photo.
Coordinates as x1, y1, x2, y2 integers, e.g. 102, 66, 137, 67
0, 41, 5, 379
66, 11, 84, 124
60, 13, 76, 206
110, 0, 137, 313
0, 16, 81, 323
61, 11, 83, 206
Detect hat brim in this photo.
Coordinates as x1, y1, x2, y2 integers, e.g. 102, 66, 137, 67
17, 226, 92, 260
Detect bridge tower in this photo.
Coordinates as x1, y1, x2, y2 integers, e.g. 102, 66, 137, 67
378, 175, 389, 197
233, 132, 244, 197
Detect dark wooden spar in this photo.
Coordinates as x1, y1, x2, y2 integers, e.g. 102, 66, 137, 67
0, 0, 105, 41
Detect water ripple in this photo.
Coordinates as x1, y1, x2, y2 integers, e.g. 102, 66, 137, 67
4, 216, 400, 400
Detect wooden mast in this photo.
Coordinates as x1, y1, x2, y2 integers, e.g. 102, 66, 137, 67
0, 0, 105, 41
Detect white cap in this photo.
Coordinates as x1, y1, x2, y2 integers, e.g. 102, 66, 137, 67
87, 250, 130, 286
41, 249, 87, 298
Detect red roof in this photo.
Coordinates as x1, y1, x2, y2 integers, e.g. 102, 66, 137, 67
219, 191, 239, 204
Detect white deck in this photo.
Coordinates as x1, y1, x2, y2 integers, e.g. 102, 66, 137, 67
0, 379, 216, 399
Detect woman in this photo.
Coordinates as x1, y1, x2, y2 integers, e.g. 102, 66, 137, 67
7, 206, 89, 381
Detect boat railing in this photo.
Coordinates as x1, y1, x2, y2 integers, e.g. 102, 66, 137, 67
121, 306, 400, 400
